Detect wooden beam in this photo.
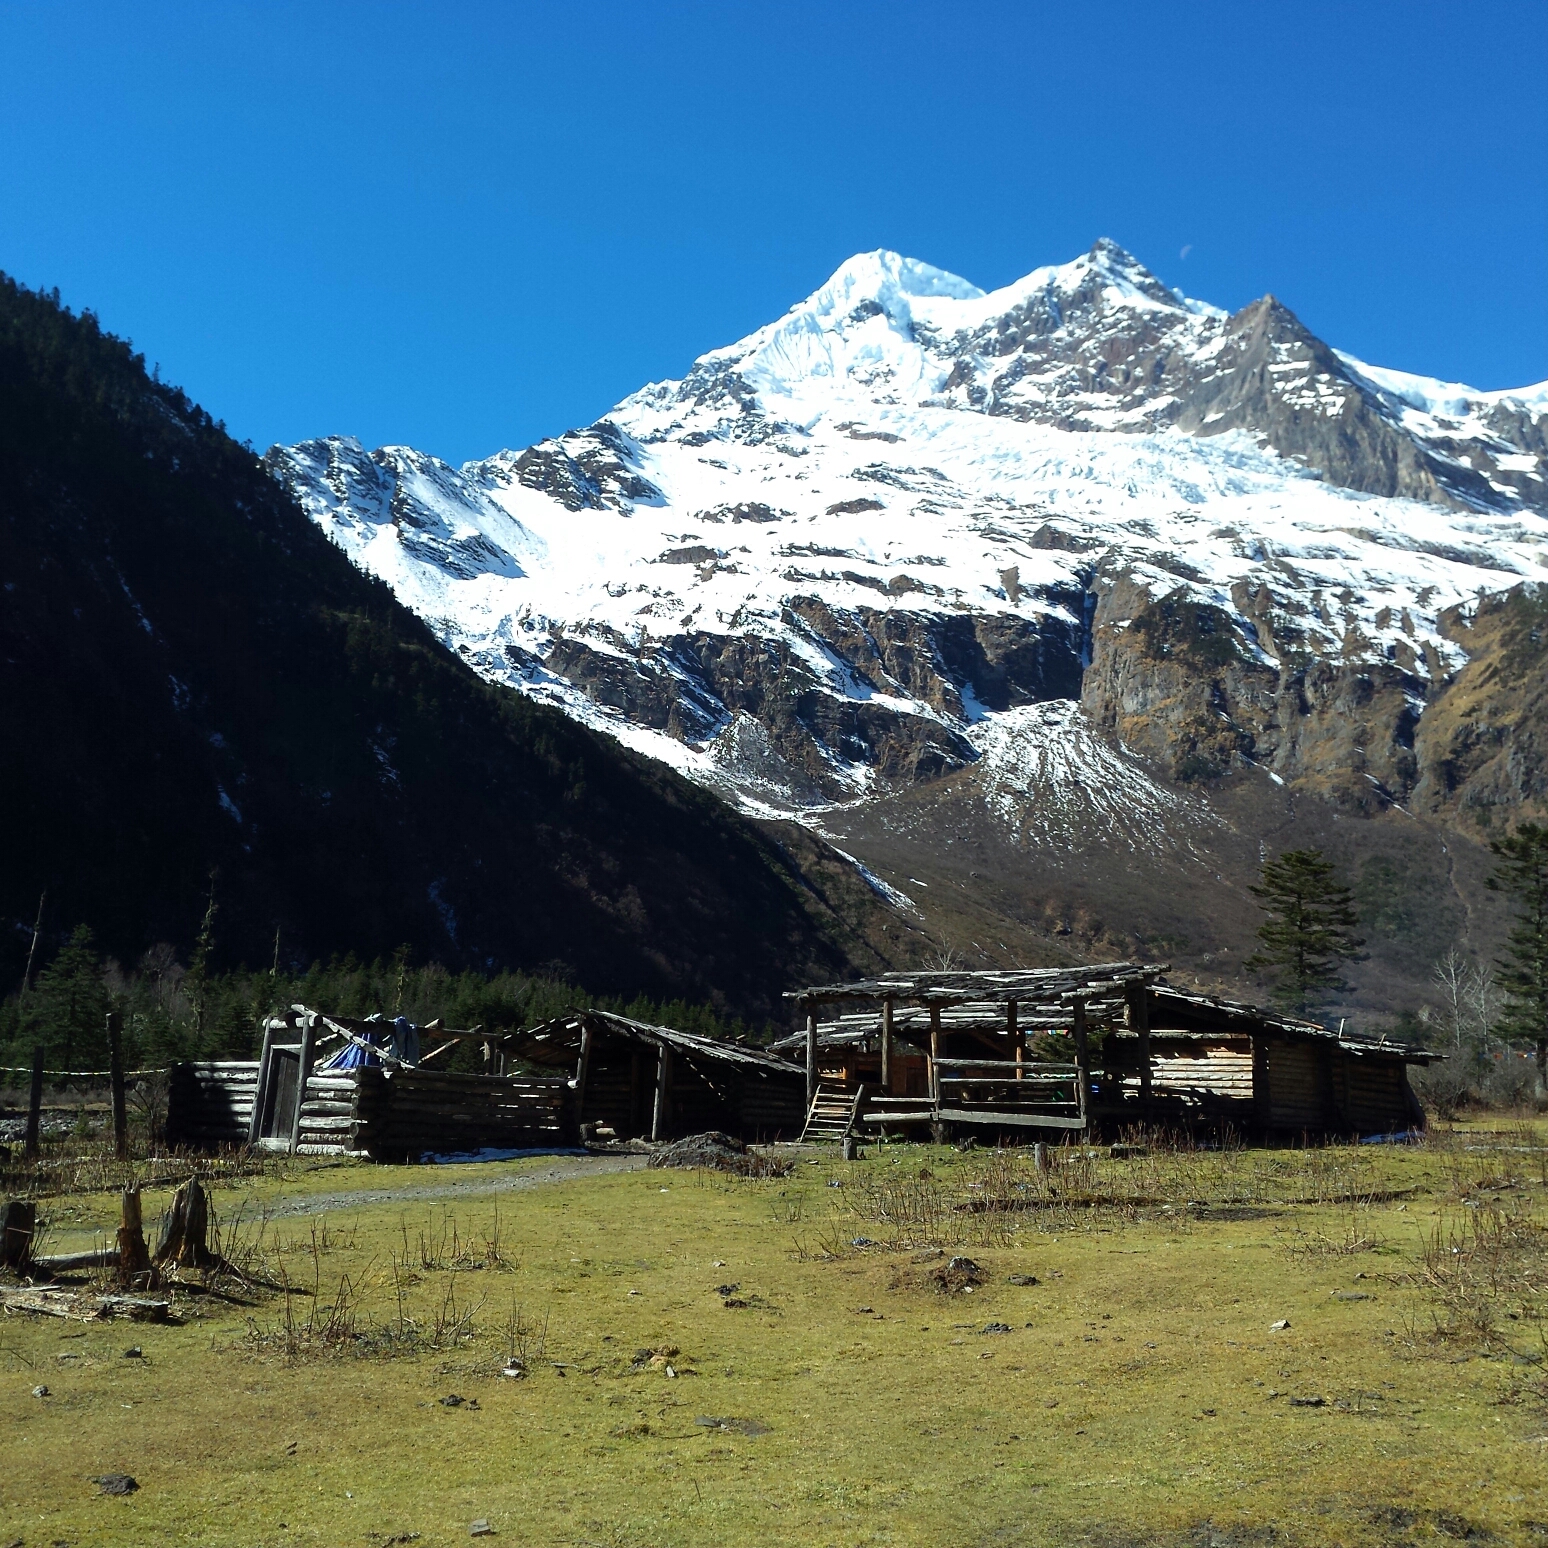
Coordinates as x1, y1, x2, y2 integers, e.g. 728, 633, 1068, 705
1009, 1000, 1022, 1082
880, 996, 894, 1093
651, 1042, 673, 1142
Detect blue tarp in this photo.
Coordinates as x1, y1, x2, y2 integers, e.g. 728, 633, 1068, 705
317, 1015, 421, 1071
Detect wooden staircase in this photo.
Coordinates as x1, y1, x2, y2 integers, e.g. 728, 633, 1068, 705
800, 1082, 865, 1143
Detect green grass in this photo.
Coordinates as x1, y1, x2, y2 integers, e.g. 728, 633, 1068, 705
4, 1126, 1547, 1547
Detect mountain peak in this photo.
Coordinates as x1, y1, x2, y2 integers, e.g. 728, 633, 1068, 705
790, 250, 984, 325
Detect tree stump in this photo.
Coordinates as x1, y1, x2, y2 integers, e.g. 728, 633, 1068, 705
153, 1177, 212, 1271
1, 1200, 37, 1270
117, 1185, 153, 1287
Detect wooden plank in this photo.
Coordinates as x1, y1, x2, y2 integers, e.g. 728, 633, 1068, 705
858, 1109, 1088, 1130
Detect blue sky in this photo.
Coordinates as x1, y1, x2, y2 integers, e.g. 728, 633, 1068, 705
2, 0, 1544, 465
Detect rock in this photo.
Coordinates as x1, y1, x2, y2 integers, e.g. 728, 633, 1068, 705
714, 1283, 741, 1296
93, 1474, 138, 1495
1269, 1319, 1291, 1331
1006, 1274, 1040, 1286
1109, 1143, 1148, 1158
850, 1236, 876, 1248
440, 1394, 464, 1407
693, 1415, 772, 1436
1289, 1396, 1327, 1408
499, 1360, 524, 1379
31, 1384, 48, 1398
1331, 1291, 1372, 1301
122, 1346, 143, 1359
470, 1520, 495, 1536
981, 1323, 1013, 1335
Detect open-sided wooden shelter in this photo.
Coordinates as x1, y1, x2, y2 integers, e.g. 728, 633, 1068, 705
783, 966, 1434, 1141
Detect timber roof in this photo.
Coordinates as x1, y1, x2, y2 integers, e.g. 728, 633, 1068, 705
777, 973, 1437, 1064
784, 962, 1167, 1007
510, 1011, 803, 1079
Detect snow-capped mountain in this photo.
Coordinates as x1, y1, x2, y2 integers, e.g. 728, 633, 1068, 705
268, 241, 1548, 823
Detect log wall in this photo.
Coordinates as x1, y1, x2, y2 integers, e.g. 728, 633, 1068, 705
166, 1062, 259, 1148
1266, 1039, 1330, 1131
362, 1067, 573, 1159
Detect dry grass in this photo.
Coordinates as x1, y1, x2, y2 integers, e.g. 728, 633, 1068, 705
4, 1123, 1547, 1547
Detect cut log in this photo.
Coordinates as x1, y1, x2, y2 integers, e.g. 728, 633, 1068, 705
96, 1294, 171, 1322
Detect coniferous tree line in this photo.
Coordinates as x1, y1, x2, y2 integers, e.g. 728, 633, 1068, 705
0, 927, 764, 1080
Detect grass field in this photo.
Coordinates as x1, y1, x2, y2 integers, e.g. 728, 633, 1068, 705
4, 1125, 1547, 1548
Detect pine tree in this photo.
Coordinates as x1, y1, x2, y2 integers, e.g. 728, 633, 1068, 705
1486, 822, 1548, 1094
28, 925, 110, 1070
1246, 849, 1364, 1016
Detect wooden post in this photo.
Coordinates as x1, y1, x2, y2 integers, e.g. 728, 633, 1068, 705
929, 1002, 942, 1104
880, 996, 894, 1093
1010, 1000, 1022, 1081
1251, 1036, 1272, 1139
117, 1184, 152, 1286
805, 1003, 818, 1111
107, 1011, 128, 1161
651, 1042, 673, 1142
24, 1044, 44, 1160
1126, 983, 1151, 1125
481, 1039, 493, 1076
0, 1199, 36, 1270
1072, 998, 1090, 1126
249, 1019, 277, 1146
289, 1014, 316, 1156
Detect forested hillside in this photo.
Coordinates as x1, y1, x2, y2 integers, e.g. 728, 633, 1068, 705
0, 277, 886, 1021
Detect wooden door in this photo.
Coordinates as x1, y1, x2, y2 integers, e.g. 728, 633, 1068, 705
258, 1048, 301, 1141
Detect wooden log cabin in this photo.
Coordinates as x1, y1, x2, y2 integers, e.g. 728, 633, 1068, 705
168, 1006, 572, 1160
782, 966, 1435, 1142
506, 1011, 807, 1142
167, 1006, 808, 1156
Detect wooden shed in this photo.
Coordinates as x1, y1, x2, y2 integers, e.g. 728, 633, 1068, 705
506, 1011, 807, 1142
782, 966, 1435, 1142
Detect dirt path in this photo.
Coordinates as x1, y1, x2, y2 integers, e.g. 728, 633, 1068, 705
261, 1154, 649, 1220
